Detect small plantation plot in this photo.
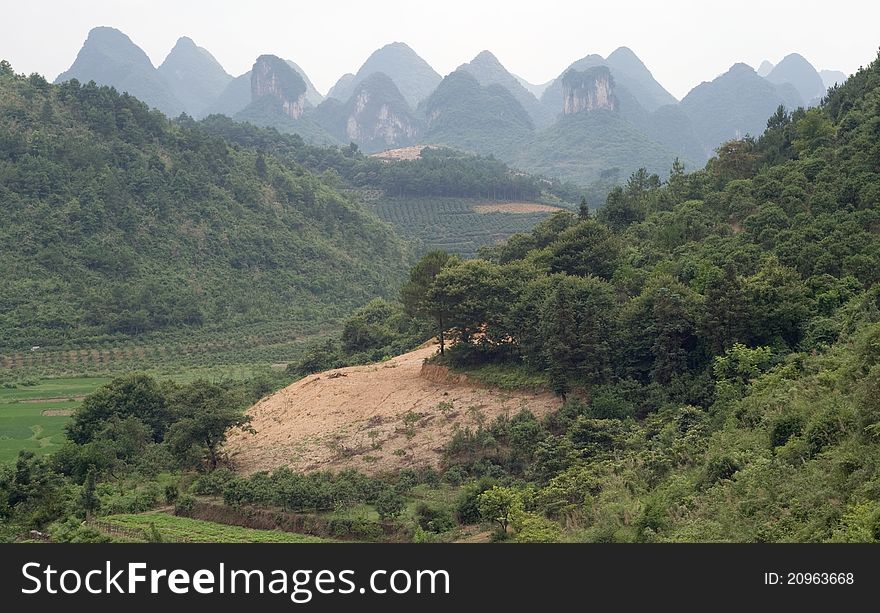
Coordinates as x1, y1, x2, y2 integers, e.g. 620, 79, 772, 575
371, 197, 561, 257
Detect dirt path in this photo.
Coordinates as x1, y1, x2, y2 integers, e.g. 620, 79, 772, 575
224, 344, 561, 475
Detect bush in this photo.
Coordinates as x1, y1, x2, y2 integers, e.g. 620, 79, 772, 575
190, 468, 236, 495
443, 466, 467, 486
164, 484, 179, 505
513, 513, 563, 543
174, 495, 196, 516
805, 406, 849, 456
374, 489, 405, 520
770, 414, 803, 449
415, 503, 455, 533
48, 516, 112, 543
455, 479, 496, 524
703, 456, 740, 486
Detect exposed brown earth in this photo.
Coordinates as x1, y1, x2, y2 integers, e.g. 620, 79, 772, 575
472, 202, 563, 214
370, 145, 428, 161
224, 343, 561, 475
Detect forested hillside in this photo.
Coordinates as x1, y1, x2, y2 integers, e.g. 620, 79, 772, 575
0, 62, 412, 349
393, 51, 880, 541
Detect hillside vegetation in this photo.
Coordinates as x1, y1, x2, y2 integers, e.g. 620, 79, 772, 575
0, 62, 411, 349
390, 51, 880, 542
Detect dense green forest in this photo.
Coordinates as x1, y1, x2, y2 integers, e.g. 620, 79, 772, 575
197, 118, 582, 202
387, 51, 880, 541
0, 62, 415, 349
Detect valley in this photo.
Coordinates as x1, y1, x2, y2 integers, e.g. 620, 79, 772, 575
2, 20, 880, 548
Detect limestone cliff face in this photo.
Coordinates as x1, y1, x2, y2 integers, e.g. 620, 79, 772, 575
345, 88, 419, 146
340, 73, 421, 149
250, 55, 307, 119
562, 66, 617, 114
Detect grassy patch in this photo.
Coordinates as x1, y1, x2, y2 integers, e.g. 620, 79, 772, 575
455, 363, 548, 390
0, 377, 109, 462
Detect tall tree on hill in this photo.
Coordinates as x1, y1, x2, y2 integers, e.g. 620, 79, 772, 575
578, 197, 591, 220
401, 251, 458, 354
540, 275, 615, 398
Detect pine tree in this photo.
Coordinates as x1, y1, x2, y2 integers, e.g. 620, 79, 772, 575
578, 196, 591, 220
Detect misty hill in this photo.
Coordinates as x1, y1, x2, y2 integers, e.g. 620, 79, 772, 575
420, 70, 534, 156
55, 27, 183, 116
605, 47, 678, 110
327, 42, 441, 108
681, 63, 803, 156
765, 53, 826, 105
313, 72, 422, 152
157, 36, 232, 117
514, 74, 553, 99
203, 72, 251, 117
0, 65, 411, 347
820, 69, 848, 89
457, 51, 552, 127
327, 73, 355, 99
757, 60, 775, 77
514, 108, 686, 185
286, 60, 324, 106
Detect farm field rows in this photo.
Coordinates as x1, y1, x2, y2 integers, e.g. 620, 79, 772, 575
0, 322, 330, 379
100, 513, 328, 543
369, 197, 562, 257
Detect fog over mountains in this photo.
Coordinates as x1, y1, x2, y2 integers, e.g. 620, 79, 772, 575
53, 27, 848, 185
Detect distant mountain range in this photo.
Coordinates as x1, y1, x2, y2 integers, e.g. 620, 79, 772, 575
53, 27, 848, 185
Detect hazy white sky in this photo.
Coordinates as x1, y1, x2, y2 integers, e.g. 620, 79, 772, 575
3, 0, 879, 99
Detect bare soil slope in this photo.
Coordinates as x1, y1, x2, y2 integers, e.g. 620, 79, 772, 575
224, 344, 561, 475
472, 202, 563, 214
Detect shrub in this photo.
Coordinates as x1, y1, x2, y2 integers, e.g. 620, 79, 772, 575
415, 503, 455, 533
513, 513, 563, 543
174, 495, 196, 516
190, 468, 236, 495
374, 489, 405, 520
805, 406, 849, 456
164, 484, 179, 505
455, 479, 496, 524
770, 414, 803, 449
703, 456, 740, 486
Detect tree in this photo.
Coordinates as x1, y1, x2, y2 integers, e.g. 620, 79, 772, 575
709, 139, 760, 183
375, 488, 406, 520
165, 381, 255, 470
546, 221, 620, 279
66, 374, 171, 444
701, 264, 752, 354
79, 466, 100, 518
578, 196, 591, 220
793, 108, 834, 155
401, 251, 458, 354
426, 259, 511, 345
540, 275, 615, 396
477, 486, 522, 535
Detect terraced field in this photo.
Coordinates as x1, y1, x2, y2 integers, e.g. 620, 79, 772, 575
369, 197, 564, 257
0, 322, 327, 379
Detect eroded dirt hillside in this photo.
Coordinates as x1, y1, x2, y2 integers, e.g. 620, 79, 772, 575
224, 344, 561, 475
